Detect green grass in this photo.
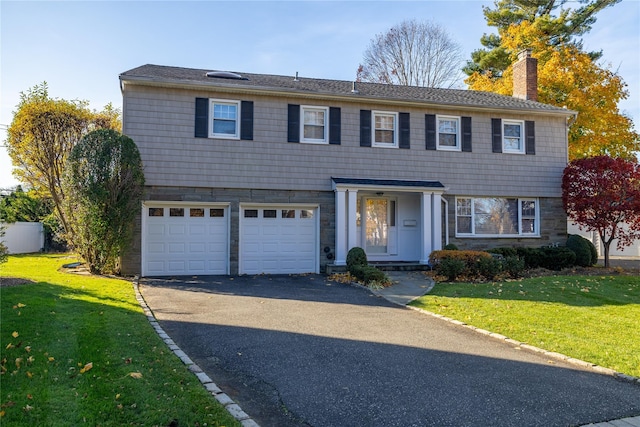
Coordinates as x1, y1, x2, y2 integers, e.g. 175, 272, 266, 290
411, 274, 640, 378
1, 254, 240, 427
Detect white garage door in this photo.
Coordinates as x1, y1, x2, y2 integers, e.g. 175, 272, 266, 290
240, 206, 318, 275
142, 203, 229, 276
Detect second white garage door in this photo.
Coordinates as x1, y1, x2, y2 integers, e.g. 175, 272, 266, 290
240, 205, 319, 275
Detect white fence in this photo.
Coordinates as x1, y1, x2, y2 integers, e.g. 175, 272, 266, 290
568, 221, 640, 258
0, 222, 45, 254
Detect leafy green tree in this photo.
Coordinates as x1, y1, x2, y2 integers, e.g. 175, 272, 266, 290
464, 0, 620, 77
62, 129, 145, 274
0, 186, 51, 223
6, 82, 122, 239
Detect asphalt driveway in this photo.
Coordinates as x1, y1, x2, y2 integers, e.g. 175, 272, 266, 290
139, 275, 640, 427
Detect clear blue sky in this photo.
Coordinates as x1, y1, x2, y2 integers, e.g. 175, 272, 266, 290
1, 0, 638, 188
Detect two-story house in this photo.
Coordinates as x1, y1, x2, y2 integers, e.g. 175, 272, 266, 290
119, 51, 575, 277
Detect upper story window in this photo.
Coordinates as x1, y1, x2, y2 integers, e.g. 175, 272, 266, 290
437, 115, 460, 151
301, 106, 329, 143
373, 111, 398, 148
210, 99, 241, 139
503, 120, 525, 153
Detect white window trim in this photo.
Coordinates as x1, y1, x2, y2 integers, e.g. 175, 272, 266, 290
455, 197, 540, 238
209, 98, 241, 140
503, 119, 525, 154
372, 110, 398, 148
436, 115, 461, 151
519, 198, 539, 235
300, 105, 329, 144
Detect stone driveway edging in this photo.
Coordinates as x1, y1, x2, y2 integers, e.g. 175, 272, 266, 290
348, 277, 639, 385
407, 304, 640, 385
131, 276, 261, 427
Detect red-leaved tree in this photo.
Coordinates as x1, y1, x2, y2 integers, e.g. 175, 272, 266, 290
562, 156, 640, 267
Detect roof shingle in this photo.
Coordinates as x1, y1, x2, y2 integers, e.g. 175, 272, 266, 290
120, 64, 573, 115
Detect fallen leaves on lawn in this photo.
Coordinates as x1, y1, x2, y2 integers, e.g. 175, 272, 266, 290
79, 362, 93, 374
129, 372, 142, 379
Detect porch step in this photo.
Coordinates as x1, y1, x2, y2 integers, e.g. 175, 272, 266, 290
326, 262, 431, 275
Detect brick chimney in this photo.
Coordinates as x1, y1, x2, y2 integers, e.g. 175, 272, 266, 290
513, 49, 538, 102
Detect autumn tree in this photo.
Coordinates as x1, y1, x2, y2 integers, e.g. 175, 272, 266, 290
357, 19, 464, 88
62, 129, 145, 274
464, 0, 620, 77
6, 82, 122, 239
466, 21, 639, 160
562, 156, 640, 268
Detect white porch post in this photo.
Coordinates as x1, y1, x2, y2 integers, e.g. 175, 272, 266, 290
347, 189, 358, 251
432, 193, 442, 251
334, 188, 347, 265
420, 192, 433, 264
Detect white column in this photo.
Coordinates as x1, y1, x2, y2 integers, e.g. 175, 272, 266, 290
432, 193, 442, 251
347, 189, 358, 251
420, 192, 433, 264
334, 188, 347, 265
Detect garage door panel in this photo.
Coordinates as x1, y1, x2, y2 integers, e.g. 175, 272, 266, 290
240, 207, 318, 275
143, 204, 229, 276
168, 242, 186, 254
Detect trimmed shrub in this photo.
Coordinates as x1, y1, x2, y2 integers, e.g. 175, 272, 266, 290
438, 258, 466, 281
430, 250, 493, 280
429, 250, 492, 267
443, 243, 459, 250
566, 234, 593, 267
515, 247, 545, 269
488, 247, 517, 258
502, 256, 525, 278
346, 247, 367, 273
539, 246, 576, 270
350, 265, 388, 284
478, 256, 503, 280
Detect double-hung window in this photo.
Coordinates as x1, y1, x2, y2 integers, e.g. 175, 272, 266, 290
373, 111, 398, 148
301, 106, 329, 143
503, 120, 525, 153
456, 197, 539, 237
210, 99, 241, 139
437, 115, 460, 150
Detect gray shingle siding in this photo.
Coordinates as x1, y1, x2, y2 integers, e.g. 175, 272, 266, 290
122, 84, 568, 198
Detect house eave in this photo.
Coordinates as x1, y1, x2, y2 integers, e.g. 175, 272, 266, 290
119, 75, 577, 118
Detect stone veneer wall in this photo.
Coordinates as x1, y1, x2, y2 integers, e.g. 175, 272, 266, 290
444, 196, 568, 251
120, 186, 336, 276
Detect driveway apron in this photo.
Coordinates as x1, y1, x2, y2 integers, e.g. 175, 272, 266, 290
139, 275, 640, 427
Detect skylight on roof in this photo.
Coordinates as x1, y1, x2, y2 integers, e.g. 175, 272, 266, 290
206, 71, 248, 80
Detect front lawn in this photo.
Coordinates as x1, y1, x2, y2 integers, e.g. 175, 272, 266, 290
0, 254, 240, 426
411, 274, 640, 378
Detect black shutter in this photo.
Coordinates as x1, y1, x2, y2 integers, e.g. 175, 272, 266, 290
329, 107, 341, 145
360, 110, 371, 147
240, 101, 253, 140
195, 98, 209, 138
525, 120, 535, 155
399, 112, 410, 149
288, 104, 300, 143
461, 116, 472, 152
425, 114, 436, 150
491, 118, 503, 153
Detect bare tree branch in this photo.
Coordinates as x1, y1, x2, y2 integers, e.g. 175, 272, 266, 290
357, 20, 464, 88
